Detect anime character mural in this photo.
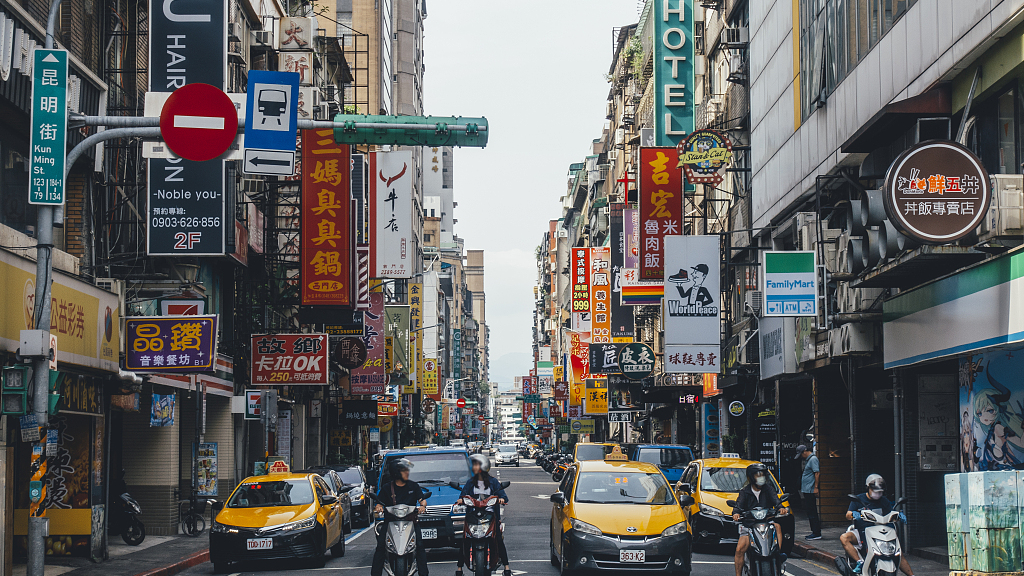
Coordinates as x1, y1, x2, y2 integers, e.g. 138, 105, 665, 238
959, 347, 1024, 471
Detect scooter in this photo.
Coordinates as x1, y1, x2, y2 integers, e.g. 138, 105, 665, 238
727, 496, 789, 576
116, 492, 146, 545
552, 459, 570, 483
835, 496, 907, 576
451, 480, 511, 576
366, 490, 429, 576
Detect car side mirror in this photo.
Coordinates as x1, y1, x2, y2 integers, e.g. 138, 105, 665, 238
726, 499, 737, 507
500, 481, 511, 489
550, 492, 565, 505
676, 482, 691, 494
449, 481, 461, 490
679, 495, 695, 507
338, 484, 356, 493
211, 501, 224, 515
779, 494, 789, 504
322, 494, 338, 505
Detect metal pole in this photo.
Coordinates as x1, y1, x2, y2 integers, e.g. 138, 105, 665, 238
28, 2, 63, 574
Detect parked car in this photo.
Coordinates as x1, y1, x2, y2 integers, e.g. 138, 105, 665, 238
300, 468, 353, 533
337, 466, 371, 527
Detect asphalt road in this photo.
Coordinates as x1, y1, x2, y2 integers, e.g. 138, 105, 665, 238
180, 459, 839, 576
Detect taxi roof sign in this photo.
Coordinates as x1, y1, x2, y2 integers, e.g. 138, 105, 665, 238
267, 460, 290, 474
721, 452, 741, 459
604, 445, 628, 461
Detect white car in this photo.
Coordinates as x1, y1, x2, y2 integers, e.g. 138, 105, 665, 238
494, 444, 519, 467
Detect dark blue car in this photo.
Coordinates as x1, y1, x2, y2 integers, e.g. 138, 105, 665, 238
375, 448, 473, 549
630, 444, 695, 483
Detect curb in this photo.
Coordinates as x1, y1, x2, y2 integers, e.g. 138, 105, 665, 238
792, 541, 839, 565
132, 548, 209, 576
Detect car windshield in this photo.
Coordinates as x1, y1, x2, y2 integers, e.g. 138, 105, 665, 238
339, 468, 363, 485
384, 453, 472, 485
573, 472, 675, 505
700, 467, 781, 493
636, 448, 692, 469
575, 444, 614, 461
227, 479, 315, 508
498, 445, 515, 453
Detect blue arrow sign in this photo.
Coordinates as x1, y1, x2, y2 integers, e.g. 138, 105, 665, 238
29, 49, 68, 205
244, 70, 300, 152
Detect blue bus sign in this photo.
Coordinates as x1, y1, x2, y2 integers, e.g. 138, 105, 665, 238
29, 49, 68, 205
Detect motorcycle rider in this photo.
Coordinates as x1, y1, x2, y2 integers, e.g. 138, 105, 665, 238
371, 458, 429, 576
455, 454, 511, 576
732, 463, 786, 576
840, 475, 914, 576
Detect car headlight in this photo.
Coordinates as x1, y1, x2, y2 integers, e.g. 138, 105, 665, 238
263, 516, 317, 533
211, 521, 230, 533
874, 540, 898, 556
661, 521, 688, 538
699, 503, 725, 516
571, 518, 602, 536
352, 493, 364, 502
452, 504, 467, 515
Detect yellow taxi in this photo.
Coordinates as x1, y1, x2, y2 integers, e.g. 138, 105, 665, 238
572, 442, 620, 461
675, 456, 793, 552
209, 468, 345, 572
549, 447, 693, 574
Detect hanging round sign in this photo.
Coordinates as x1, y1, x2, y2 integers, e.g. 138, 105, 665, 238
676, 129, 733, 186
617, 342, 656, 380
883, 140, 990, 244
335, 337, 367, 369
728, 400, 745, 417
422, 397, 436, 414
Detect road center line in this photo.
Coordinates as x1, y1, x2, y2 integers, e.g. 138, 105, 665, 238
174, 115, 224, 129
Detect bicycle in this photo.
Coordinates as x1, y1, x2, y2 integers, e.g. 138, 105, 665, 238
179, 494, 209, 537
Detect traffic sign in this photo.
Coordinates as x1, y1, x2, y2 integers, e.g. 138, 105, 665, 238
159, 83, 238, 162
29, 49, 68, 205
243, 70, 299, 176
456, 398, 466, 408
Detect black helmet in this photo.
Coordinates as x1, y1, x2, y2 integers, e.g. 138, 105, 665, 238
389, 458, 413, 479
746, 463, 769, 486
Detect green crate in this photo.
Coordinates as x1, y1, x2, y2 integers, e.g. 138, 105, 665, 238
969, 527, 1021, 573
969, 471, 1019, 529
948, 554, 966, 571
947, 531, 966, 557
946, 473, 967, 533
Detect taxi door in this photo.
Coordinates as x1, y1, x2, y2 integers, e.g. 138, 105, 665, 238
550, 465, 577, 556
677, 462, 701, 521
314, 476, 342, 547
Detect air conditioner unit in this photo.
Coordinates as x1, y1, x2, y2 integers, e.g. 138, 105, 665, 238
615, 128, 626, 145
310, 87, 323, 107
729, 56, 745, 76
836, 283, 884, 313
607, 149, 620, 161
829, 323, 876, 357
251, 29, 274, 49
744, 290, 763, 317
313, 104, 329, 120
228, 22, 243, 42
979, 174, 1024, 241
94, 278, 126, 319
721, 26, 749, 46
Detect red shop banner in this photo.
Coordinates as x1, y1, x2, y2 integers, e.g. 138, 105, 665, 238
301, 129, 353, 306
638, 147, 684, 281
251, 333, 329, 385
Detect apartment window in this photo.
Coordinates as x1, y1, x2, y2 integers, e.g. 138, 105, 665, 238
336, 0, 353, 45
998, 90, 1017, 174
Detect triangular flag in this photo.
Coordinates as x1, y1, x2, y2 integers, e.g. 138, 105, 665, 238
42, 53, 58, 63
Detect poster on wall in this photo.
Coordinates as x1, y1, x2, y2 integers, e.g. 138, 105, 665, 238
958, 348, 1024, 471
195, 443, 218, 496
150, 394, 176, 427
702, 402, 721, 458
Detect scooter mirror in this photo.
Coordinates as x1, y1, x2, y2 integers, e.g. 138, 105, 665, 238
448, 481, 461, 490
779, 494, 789, 503
726, 499, 738, 507
500, 481, 511, 489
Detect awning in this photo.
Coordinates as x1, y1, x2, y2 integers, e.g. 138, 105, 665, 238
841, 87, 951, 153
146, 355, 235, 397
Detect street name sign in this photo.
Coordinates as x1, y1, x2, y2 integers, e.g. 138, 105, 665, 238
29, 49, 68, 205
243, 70, 299, 175
160, 83, 238, 162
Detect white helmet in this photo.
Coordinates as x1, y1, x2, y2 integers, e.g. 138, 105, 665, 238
471, 454, 491, 473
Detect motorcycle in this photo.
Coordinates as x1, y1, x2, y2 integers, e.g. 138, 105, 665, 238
552, 459, 570, 483
835, 496, 907, 576
116, 492, 146, 545
726, 496, 788, 576
450, 481, 511, 576
366, 489, 430, 576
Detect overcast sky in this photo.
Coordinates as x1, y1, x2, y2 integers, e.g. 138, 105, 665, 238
423, 1, 641, 387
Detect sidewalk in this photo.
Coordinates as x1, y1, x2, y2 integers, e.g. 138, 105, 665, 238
13, 535, 209, 576
789, 510, 950, 576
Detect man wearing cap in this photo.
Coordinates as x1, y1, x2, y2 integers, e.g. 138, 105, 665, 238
668, 264, 714, 306
797, 445, 821, 540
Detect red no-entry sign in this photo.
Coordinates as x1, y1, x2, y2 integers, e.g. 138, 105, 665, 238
160, 83, 238, 162
456, 398, 466, 408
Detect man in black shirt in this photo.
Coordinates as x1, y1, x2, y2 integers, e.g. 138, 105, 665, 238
371, 458, 428, 576
731, 463, 785, 576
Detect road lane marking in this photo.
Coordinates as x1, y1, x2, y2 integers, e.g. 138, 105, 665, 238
344, 525, 373, 544
173, 115, 225, 129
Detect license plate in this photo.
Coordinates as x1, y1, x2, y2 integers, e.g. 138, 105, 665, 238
246, 538, 273, 550
420, 528, 438, 540
620, 550, 645, 563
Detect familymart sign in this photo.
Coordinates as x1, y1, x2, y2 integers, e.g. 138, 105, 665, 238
762, 251, 817, 317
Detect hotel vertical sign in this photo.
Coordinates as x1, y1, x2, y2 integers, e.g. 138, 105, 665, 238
654, 0, 695, 146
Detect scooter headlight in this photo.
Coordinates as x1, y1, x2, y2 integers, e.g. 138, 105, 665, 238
468, 522, 491, 538
874, 539, 898, 556
752, 509, 769, 520
405, 535, 418, 554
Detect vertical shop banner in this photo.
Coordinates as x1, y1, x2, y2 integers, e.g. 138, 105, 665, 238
421, 358, 439, 398
639, 147, 684, 280
590, 247, 612, 343
125, 316, 218, 372
385, 305, 413, 392
663, 235, 721, 372
409, 283, 423, 389
571, 247, 591, 332
301, 130, 353, 305
554, 380, 569, 401
453, 328, 462, 379
147, 0, 228, 256
625, 207, 640, 269
702, 401, 721, 458
351, 292, 386, 394
584, 379, 608, 415
610, 203, 633, 341
150, 394, 176, 426
251, 333, 328, 384
653, 0, 695, 146
369, 151, 413, 278
568, 331, 590, 406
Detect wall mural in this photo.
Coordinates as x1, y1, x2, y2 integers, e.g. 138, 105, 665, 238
959, 346, 1024, 471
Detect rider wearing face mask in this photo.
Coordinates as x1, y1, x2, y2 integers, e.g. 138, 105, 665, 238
732, 463, 786, 576
840, 475, 914, 576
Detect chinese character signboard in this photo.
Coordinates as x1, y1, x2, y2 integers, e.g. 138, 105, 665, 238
29, 49, 68, 205
589, 342, 625, 374
609, 203, 633, 341
251, 333, 328, 384
639, 147, 684, 280
654, 0, 694, 146
618, 342, 656, 380
590, 247, 611, 343
568, 331, 589, 406
554, 380, 569, 401
762, 251, 817, 316
370, 151, 413, 277
584, 379, 608, 415
453, 328, 462, 379
571, 248, 591, 332
351, 292, 386, 394
301, 129, 352, 305
125, 316, 218, 372
340, 399, 378, 425
663, 235, 720, 372
421, 358, 439, 397
883, 140, 990, 244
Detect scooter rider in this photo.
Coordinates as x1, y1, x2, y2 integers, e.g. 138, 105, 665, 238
732, 463, 786, 576
371, 458, 429, 576
455, 454, 511, 576
840, 475, 914, 576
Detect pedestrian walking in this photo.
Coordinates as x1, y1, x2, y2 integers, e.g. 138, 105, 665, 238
796, 444, 821, 539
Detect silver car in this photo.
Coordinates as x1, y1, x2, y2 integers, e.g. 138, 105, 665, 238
494, 444, 519, 467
